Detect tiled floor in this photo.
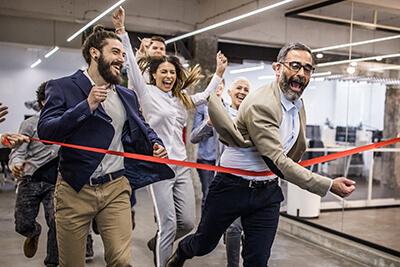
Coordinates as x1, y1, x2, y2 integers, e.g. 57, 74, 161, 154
0, 183, 394, 267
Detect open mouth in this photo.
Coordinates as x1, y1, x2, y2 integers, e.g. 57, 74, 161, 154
290, 81, 303, 93
111, 63, 122, 74
237, 94, 245, 102
163, 80, 173, 89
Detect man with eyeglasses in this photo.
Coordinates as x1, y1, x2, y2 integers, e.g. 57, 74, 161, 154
166, 42, 356, 267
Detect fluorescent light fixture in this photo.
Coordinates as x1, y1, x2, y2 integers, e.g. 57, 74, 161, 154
311, 71, 331, 77
230, 65, 264, 74
370, 65, 400, 71
316, 53, 323, 59
317, 53, 400, 67
30, 59, 42, 68
312, 34, 400, 53
67, 0, 126, 42
44, 46, 59, 58
311, 77, 325, 82
258, 75, 276, 80
165, 0, 293, 44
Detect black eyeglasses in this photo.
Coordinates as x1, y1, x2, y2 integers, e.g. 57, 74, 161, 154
281, 61, 315, 75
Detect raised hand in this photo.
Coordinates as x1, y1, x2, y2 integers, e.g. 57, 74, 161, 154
215, 51, 228, 78
0, 102, 8, 123
112, 6, 126, 34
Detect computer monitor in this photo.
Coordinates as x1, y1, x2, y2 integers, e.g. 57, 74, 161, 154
305, 125, 321, 140
335, 126, 357, 143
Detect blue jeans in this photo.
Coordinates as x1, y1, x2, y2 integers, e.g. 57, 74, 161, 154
14, 178, 59, 266
196, 159, 215, 210
177, 172, 283, 267
226, 217, 243, 267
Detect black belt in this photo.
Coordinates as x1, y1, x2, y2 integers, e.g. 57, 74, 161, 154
87, 170, 125, 186
226, 174, 278, 189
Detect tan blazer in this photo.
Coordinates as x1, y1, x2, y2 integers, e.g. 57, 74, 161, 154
208, 80, 331, 197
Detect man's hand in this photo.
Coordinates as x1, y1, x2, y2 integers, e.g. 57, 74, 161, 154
1, 133, 30, 149
87, 85, 108, 112
11, 162, 26, 179
215, 51, 228, 78
330, 177, 356, 198
138, 38, 152, 56
112, 6, 126, 34
153, 143, 168, 158
0, 102, 8, 123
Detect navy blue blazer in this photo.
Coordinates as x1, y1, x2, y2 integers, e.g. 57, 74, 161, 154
38, 70, 174, 192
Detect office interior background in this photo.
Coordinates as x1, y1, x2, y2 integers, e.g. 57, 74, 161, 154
0, 0, 399, 265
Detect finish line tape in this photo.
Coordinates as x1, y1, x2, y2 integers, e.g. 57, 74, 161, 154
30, 137, 400, 177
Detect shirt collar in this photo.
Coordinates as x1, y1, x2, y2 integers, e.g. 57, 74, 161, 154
83, 70, 115, 91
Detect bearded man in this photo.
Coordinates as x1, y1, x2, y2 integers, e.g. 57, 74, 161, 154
166, 42, 356, 267
38, 25, 172, 267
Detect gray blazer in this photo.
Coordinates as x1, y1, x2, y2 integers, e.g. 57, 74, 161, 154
208, 80, 331, 197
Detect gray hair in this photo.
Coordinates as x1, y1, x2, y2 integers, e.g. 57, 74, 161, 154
228, 76, 250, 91
277, 42, 314, 64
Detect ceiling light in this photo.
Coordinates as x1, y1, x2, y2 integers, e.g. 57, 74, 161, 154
165, 0, 294, 44
258, 75, 276, 80
317, 53, 400, 67
30, 59, 42, 68
230, 65, 264, 74
311, 71, 331, 77
375, 56, 382, 61
67, 0, 126, 42
44, 46, 59, 58
350, 62, 357, 67
370, 65, 400, 71
311, 34, 400, 53
347, 66, 356, 74
316, 53, 323, 59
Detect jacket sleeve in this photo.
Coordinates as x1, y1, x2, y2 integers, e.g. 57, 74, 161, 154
244, 102, 331, 197
37, 79, 92, 142
190, 105, 214, 144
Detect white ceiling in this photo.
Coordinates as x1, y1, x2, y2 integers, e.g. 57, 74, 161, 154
0, 0, 399, 77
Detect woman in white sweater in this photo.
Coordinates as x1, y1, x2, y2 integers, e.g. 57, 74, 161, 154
112, 7, 227, 267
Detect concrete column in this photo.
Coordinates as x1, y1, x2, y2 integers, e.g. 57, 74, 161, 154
382, 83, 400, 192
185, 34, 218, 201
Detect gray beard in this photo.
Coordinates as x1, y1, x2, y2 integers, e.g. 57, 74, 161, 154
279, 72, 304, 102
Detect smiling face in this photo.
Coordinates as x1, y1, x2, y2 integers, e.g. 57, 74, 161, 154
277, 49, 313, 101
228, 80, 250, 110
153, 61, 176, 92
149, 41, 166, 57
97, 38, 125, 85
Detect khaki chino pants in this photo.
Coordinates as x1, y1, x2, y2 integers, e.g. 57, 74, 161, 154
54, 175, 132, 267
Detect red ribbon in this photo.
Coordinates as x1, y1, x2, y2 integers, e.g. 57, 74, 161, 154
30, 137, 400, 177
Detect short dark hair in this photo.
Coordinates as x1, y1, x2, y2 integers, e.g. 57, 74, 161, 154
277, 42, 314, 65
151, 36, 166, 45
82, 25, 122, 65
36, 81, 48, 109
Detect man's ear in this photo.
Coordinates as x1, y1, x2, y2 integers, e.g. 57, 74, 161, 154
90, 47, 100, 61
274, 62, 282, 75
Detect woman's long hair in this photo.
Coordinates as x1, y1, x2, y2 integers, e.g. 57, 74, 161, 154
138, 55, 204, 109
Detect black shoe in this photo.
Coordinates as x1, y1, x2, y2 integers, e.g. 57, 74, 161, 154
165, 251, 185, 267
86, 234, 94, 261
92, 219, 99, 235
147, 234, 157, 266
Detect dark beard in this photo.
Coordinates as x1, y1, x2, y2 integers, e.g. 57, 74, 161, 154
279, 71, 308, 101
97, 54, 122, 85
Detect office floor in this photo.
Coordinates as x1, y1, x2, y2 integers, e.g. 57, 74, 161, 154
0, 183, 372, 267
